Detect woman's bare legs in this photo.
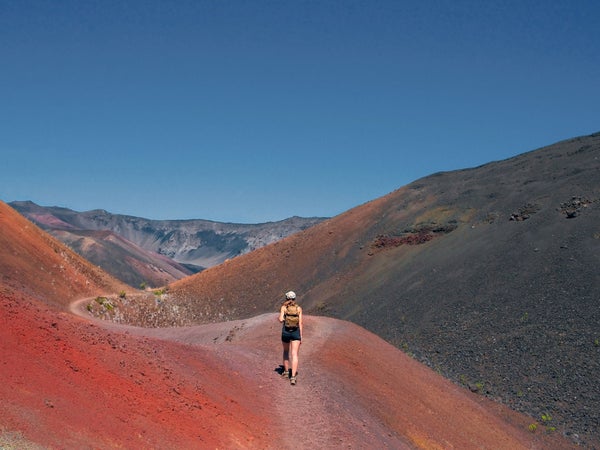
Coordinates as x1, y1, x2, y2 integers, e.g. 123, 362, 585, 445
290, 340, 301, 377
282, 341, 290, 375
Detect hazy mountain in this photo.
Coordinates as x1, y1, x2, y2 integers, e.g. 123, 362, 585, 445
9, 201, 326, 288
49, 228, 194, 288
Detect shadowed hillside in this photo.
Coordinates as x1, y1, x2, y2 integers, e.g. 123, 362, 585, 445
158, 132, 600, 446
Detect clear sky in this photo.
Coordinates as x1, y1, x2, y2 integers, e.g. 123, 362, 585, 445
1, 1, 599, 223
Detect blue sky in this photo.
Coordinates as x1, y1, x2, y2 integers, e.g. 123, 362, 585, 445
1, 1, 599, 223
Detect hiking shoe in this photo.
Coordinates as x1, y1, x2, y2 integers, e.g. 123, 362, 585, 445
290, 376, 297, 386
281, 369, 289, 379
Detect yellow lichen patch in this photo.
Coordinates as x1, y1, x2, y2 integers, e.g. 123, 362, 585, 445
413, 206, 474, 226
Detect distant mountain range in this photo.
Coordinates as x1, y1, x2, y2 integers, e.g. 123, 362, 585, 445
9, 201, 326, 288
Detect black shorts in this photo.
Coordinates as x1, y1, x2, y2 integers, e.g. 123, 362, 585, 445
281, 326, 301, 343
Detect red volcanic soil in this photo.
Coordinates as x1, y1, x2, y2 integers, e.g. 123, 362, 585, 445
1, 289, 574, 449
1, 291, 274, 448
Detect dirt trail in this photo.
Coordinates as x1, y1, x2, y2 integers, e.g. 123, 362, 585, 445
268, 318, 413, 449
68, 298, 572, 449
223, 315, 413, 449
70, 300, 414, 448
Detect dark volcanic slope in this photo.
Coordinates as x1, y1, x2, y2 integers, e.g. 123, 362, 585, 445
162, 132, 600, 446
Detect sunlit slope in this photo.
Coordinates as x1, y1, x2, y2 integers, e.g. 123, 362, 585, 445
0, 201, 131, 309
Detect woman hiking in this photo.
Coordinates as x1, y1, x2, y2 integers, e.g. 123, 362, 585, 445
279, 291, 303, 385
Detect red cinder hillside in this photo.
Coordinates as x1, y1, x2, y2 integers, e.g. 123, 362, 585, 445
0, 201, 131, 309
0, 200, 574, 448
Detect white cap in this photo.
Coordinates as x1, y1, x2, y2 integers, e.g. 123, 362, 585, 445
285, 291, 296, 300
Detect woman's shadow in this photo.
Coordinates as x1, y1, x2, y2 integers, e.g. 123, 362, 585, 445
274, 365, 298, 376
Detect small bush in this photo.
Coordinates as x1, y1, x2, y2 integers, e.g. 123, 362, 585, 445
119, 291, 127, 299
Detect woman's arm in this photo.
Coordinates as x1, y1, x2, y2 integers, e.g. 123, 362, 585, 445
278, 305, 286, 323
298, 307, 303, 339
